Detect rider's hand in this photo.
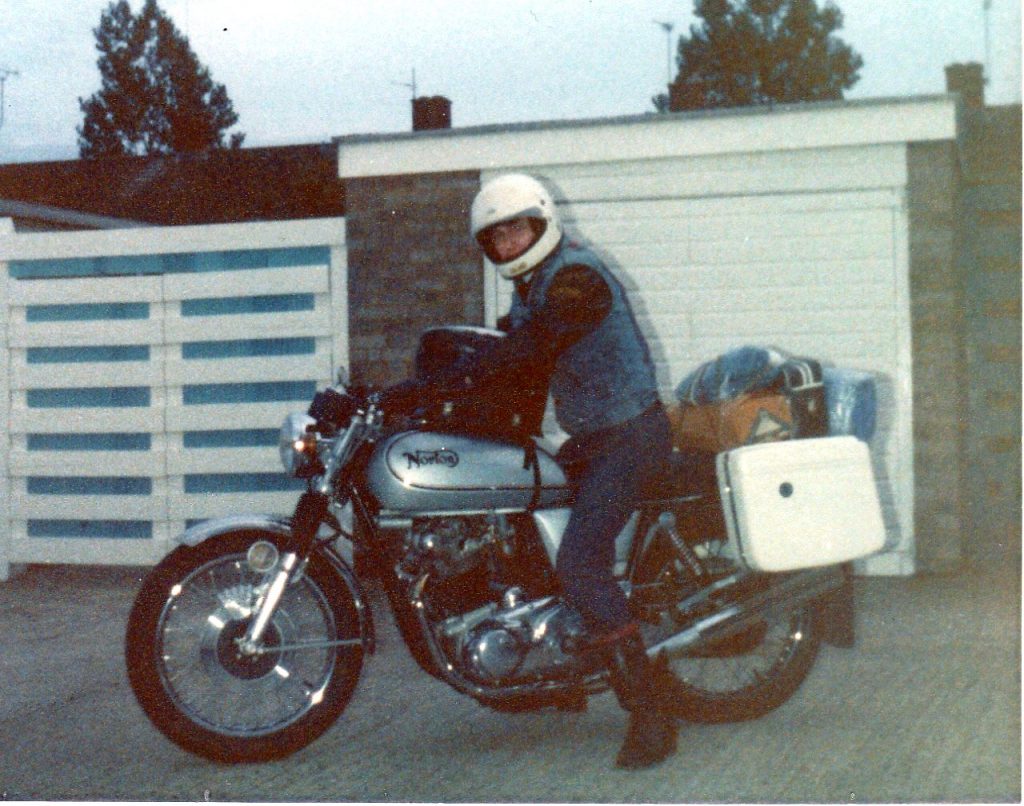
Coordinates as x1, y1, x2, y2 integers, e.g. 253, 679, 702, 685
378, 379, 429, 415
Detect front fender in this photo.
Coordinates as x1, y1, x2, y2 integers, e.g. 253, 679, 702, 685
176, 513, 295, 548
174, 514, 376, 654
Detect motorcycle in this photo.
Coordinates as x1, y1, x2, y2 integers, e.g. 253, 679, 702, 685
125, 326, 884, 763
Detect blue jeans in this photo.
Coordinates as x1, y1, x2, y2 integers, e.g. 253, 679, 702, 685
555, 403, 672, 635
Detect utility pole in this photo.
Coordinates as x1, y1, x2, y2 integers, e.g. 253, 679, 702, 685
0, 66, 19, 133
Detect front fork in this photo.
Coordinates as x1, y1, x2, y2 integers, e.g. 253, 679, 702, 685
238, 491, 330, 654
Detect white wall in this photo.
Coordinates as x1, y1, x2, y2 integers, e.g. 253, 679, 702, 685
0, 218, 346, 579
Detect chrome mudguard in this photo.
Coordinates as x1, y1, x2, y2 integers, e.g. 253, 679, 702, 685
174, 513, 376, 654
175, 513, 296, 548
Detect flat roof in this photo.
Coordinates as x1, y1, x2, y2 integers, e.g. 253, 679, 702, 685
337, 93, 960, 179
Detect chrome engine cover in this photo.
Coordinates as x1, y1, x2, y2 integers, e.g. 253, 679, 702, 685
463, 621, 527, 682
450, 595, 585, 685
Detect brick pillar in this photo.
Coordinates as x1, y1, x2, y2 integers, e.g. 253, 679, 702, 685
344, 171, 482, 387
906, 141, 968, 571
958, 106, 1023, 567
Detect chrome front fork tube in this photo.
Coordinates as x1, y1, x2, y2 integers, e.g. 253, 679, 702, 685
235, 412, 372, 657
238, 552, 299, 655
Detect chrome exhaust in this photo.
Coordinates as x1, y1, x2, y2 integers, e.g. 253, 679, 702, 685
648, 567, 843, 660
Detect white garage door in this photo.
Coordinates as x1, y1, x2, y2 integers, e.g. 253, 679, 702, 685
487, 143, 913, 574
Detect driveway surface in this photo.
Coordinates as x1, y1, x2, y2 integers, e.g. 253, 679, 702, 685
0, 561, 1019, 802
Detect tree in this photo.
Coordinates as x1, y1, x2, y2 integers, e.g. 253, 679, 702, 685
658, 0, 862, 112
78, 0, 244, 158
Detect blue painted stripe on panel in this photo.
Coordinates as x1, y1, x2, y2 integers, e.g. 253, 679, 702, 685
27, 433, 152, 451
180, 294, 315, 317
26, 302, 149, 322
184, 246, 330, 273
28, 476, 153, 495
273, 246, 330, 268
11, 255, 165, 279
184, 473, 303, 494
183, 429, 279, 448
183, 381, 316, 405
27, 387, 151, 408
27, 519, 152, 539
11, 246, 330, 280
182, 337, 315, 359
27, 345, 150, 364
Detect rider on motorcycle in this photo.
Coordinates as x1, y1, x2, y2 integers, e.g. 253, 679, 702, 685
453, 173, 678, 769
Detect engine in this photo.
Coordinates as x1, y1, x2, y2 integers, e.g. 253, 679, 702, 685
401, 514, 584, 685
406, 516, 504, 579
444, 593, 587, 685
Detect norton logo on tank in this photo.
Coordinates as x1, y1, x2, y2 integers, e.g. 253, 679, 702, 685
403, 449, 459, 469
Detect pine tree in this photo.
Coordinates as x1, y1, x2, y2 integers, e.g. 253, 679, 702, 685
78, 0, 244, 157
659, 0, 862, 112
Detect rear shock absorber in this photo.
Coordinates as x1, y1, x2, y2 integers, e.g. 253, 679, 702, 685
659, 511, 706, 580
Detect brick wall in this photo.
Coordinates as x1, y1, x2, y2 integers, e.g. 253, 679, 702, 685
344, 171, 482, 386
907, 104, 1022, 571
906, 140, 968, 571
960, 106, 1022, 566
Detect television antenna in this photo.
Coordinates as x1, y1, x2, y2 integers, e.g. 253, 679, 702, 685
653, 20, 674, 85
0, 66, 19, 132
982, 0, 992, 85
393, 68, 417, 101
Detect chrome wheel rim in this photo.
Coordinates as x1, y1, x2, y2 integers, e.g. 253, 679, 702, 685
667, 607, 809, 696
647, 536, 810, 698
155, 552, 337, 738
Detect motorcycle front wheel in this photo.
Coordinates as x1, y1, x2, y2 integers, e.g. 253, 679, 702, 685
125, 531, 364, 763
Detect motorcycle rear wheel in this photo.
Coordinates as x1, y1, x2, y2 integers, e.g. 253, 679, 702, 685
640, 536, 822, 723
655, 602, 821, 723
125, 531, 364, 762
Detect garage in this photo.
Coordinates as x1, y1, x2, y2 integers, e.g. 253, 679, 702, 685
338, 94, 959, 574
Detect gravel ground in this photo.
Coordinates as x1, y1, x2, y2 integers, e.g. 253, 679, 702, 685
0, 561, 1019, 802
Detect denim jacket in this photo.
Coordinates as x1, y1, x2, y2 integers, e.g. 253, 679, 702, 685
507, 239, 658, 436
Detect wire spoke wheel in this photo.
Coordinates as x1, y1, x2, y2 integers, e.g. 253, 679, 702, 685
157, 553, 337, 737
126, 531, 364, 762
660, 604, 820, 722
640, 536, 822, 723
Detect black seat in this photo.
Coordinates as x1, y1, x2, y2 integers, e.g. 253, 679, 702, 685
642, 449, 718, 501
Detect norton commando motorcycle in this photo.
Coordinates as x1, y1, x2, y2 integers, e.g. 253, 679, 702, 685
125, 326, 884, 763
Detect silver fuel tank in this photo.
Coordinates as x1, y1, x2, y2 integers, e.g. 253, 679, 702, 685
365, 431, 572, 513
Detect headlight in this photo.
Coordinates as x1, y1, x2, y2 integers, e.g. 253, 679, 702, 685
279, 412, 318, 476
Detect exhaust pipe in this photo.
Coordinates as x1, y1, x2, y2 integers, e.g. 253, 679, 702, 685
648, 567, 843, 660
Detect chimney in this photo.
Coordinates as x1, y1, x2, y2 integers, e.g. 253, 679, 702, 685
412, 96, 452, 131
945, 62, 985, 109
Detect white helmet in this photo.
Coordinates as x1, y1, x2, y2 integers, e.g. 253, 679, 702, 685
470, 173, 563, 279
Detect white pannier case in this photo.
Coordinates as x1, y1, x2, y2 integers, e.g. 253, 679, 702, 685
715, 436, 886, 572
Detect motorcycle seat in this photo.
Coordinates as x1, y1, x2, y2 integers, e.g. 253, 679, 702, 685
642, 449, 718, 502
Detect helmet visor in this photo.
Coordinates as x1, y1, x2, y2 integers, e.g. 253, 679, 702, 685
477, 217, 547, 264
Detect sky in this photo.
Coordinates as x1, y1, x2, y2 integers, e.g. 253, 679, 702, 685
0, 0, 1020, 164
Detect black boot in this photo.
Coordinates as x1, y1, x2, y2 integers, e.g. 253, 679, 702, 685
607, 624, 678, 770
